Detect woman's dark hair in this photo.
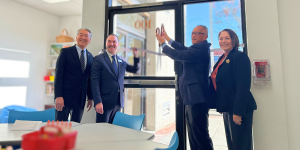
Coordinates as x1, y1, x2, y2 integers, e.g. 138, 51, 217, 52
218, 29, 240, 51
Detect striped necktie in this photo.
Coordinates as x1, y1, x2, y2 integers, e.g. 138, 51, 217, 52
80, 50, 85, 73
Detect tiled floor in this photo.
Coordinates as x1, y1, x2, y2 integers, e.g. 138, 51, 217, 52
150, 110, 228, 150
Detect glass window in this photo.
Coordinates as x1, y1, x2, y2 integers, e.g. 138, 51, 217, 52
123, 88, 176, 145
0, 86, 27, 108
184, 0, 243, 68
184, 0, 244, 150
114, 10, 175, 77
0, 59, 30, 78
116, 32, 126, 58
112, 0, 178, 7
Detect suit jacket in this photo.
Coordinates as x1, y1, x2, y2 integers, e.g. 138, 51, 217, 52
54, 45, 93, 107
162, 40, 211, 105
90, 50, 140, 111
212, 49, 257, 117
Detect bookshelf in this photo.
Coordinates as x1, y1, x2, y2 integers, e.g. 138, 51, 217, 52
43, 42, 75, 109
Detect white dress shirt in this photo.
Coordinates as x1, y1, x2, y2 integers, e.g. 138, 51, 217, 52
75, 44, 87, 70
106, 50, 118, 67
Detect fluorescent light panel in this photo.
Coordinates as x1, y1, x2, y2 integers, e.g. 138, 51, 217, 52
43, 0, 71, 3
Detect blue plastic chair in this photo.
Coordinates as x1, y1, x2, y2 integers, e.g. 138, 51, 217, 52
8, 108, 55, 123
0, 105, 37, 123
156, 131, 179, 150
112, 111, 145, 130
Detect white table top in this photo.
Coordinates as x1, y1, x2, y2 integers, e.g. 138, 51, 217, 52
0, 122, 160, 150
75, 140, 168, 150
0, 121, 81, 146
74, 123, 155, 143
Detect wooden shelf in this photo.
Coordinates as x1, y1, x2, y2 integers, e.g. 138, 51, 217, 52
49, 55, 59, 57
44, 42, 75, 108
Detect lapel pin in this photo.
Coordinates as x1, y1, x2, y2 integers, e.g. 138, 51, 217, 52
226, 59, 230, 63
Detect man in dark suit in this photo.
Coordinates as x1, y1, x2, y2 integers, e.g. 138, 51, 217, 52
54, 28, 94, 123
90, 34, 139, 123
155, 25, 213, 150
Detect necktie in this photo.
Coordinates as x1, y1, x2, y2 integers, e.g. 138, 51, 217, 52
80, 50, 85, 73
111, 55, 118, 76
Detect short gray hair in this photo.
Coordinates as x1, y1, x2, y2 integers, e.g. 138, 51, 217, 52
77, 28, 92, 38
197, 25, 208, 35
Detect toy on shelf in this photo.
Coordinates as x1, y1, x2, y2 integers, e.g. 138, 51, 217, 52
21, 120, 78, 150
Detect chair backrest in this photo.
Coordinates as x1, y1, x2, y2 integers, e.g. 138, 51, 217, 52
156, 131, 179, 150
112, 111, 145, 130
8, 108, 55, 123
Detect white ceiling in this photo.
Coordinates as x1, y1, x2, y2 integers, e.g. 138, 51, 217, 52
12, 0, 83, 17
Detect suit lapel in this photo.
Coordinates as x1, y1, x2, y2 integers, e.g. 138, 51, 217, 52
218, 50, 236, 70
104, 50, 118, 79
83, 50, 92, 75
71, 45, 82, 71
213, 54, 224, 71
116, 55, 122, 79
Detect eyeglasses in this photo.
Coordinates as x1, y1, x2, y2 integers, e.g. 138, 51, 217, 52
192, 32, 206, 36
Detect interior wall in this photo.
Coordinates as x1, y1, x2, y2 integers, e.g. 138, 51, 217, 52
277, 0, 300, 150
58, 15, 82, 40
80, 0, 106, 123
245, 0, 290, 150
0, 0, 59, 110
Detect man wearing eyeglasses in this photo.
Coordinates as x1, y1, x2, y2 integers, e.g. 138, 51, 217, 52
156, 25, 213, 150
55, 28, 94, 123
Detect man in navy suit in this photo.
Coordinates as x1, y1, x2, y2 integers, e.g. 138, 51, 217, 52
90, 34, 139, 123
156, 25, 213, 150
54, 28, 94, 123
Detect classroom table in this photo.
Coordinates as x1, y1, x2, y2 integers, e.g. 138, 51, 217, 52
0, 122, 168, 150
72, 123, 166, 150
74, 140, 168, 150
0, 121, 81, 146
73, 123, 155, 142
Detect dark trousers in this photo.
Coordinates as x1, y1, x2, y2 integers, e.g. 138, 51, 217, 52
185, 103, 214, 150
96, 104, 121, 123
223, 111, 254, 150
96, 94, 121, 123
55, 105, 84, 123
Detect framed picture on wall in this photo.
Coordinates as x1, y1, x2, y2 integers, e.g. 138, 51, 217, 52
49, 43, 74, 56
50, 44, 62, 55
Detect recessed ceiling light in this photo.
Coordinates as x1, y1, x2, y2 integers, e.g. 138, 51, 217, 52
43, 0, 71, 3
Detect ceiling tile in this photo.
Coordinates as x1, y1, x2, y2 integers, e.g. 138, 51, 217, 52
36, 4, 73, 16
52, 2, 82, 15
11, 0, 83, 16
12, 0, 49, 6
71, 0, 83, 5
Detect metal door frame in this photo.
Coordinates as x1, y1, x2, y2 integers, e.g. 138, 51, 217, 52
104, 0, 248, 150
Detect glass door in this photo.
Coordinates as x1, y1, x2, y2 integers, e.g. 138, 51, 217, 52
106, 1, 186, 150
105, 0, 247, 150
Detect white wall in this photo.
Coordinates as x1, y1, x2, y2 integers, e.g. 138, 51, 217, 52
246, 0, 300, 149
80, 0, 106, 123
0, 0, 59, 110
58, 15, 82, 40
277, 0, 300, 150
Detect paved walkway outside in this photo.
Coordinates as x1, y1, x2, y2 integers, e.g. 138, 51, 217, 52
149, 110, 228, 150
